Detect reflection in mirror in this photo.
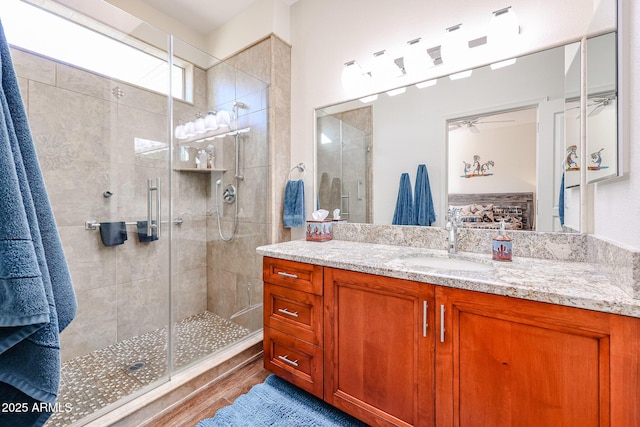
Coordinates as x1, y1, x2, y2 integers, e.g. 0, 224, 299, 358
447, 108, 537, 231
316, 33, 617, 233
316, 108, 372, 222
586, 32, 617, 183
563, 41, 582, 232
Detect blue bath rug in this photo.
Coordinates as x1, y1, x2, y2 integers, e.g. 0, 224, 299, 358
197, 375, 368, 426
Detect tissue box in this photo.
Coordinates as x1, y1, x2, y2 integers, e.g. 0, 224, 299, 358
305, 220, 332, 242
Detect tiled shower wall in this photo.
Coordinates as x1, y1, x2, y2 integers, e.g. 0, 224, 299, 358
205, 35, 292, 332
12, 45, 211, 361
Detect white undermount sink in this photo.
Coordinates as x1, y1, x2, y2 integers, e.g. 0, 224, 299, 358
399, 255, 494, 272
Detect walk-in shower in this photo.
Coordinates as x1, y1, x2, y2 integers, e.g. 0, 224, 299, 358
4, 0, 269, 425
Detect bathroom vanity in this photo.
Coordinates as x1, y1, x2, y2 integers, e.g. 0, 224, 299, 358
258, 233, 640, 427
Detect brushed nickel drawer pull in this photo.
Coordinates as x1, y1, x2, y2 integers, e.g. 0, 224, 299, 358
277, 271, 298, 279
423, 300, 428, 337
440, 304, 446, 343
278, 308, 299, 317
278, 355, 299, 367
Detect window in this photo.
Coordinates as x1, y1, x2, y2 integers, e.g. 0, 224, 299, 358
2, 0, 187, 100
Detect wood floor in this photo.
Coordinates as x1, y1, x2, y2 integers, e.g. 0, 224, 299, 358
143, 355, 270, 427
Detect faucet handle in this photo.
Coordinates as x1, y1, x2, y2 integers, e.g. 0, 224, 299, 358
448, 207, 462, 226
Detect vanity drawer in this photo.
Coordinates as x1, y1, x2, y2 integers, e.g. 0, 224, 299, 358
265, 283, 323, 346
263, 257, 323, 295
263, 326, 323, 398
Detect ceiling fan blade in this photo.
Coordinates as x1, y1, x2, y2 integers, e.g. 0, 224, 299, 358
588, 103, 605, 117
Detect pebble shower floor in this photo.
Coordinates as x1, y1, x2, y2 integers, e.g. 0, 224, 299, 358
45, 312, 250, 426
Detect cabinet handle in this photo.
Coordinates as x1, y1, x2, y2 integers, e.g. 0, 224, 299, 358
278, 308, 299, 318
278, 355, 299, 367
440, 304, 446, 343
277, 271, 298, 279
423, 300, 428, 337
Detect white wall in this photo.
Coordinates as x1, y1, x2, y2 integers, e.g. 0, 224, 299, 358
206, 0, 292, 59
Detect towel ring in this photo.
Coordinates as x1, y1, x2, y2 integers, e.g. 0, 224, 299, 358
289, 162, 306, 180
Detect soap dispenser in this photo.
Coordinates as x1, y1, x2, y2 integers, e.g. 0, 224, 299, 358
492, 221, 512, 262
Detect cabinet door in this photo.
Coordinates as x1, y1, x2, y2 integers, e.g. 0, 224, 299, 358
435, 286, 640, 427
324, 268, 434, 427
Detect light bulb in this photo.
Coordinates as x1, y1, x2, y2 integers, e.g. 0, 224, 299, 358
341, 60, 366, 95
370, 50, 402, 84
440, 24, 467, 65
488, 7, 520, 47
403, 38, 432, 76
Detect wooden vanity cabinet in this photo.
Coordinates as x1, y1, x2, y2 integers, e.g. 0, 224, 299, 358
323, 268, 435, 427
434, 286, 640, 427
263, 257, 324, 398
263, 258, 640, 427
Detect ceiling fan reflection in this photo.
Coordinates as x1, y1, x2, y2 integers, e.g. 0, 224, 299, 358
448, 118, 515, 133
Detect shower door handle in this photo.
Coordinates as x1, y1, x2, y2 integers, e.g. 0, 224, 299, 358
147, 177, 160, 238
156, 177, 161, 239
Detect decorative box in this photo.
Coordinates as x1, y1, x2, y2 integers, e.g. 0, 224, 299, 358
305, 220, 333, 242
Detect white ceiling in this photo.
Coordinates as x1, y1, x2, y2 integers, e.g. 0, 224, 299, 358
141, 0, 298, 35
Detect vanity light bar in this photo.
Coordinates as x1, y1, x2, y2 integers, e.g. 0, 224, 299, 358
341, 5, 518, 94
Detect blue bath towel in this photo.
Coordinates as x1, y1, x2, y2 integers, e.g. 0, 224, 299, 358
283, 179, 305, 228
392, 173, 414, 225
559, 172, 565, 226
0, 21, 76, 426
414, 164, 436, 226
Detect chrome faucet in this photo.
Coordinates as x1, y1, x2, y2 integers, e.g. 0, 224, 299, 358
446, 208, 462, 254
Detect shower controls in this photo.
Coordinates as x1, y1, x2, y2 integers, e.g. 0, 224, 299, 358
223, 184, 236, 204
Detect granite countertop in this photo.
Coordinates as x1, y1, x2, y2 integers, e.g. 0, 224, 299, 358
257, 239, 640, 318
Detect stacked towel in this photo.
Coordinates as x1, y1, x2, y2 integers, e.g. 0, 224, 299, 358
414, 164, 436, 226
99, 221, 127, 246
283, 179, 305, 228
0, 21, 76, 426
392, 173, 414, 225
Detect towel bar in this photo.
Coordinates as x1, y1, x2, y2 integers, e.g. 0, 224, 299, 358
85, 218, 183, 230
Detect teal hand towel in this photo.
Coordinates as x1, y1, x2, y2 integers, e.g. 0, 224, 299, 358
0, 20, 77, 425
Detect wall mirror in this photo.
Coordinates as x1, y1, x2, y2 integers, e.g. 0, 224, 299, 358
315, 32, 618, 233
